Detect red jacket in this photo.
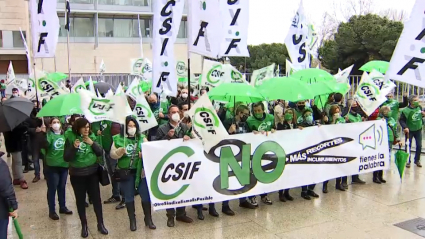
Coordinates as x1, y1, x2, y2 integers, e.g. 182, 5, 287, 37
368, 108, 379, 120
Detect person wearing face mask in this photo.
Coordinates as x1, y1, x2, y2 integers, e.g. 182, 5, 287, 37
322, 105, 347, 193
64, 118, 108, 237
293, 100, 322, 124
377, 106, 402, 183
177, 88, 189, 106
381, 92, 408, 122
10, 88, 19, 98
110, 116, 156, 231
400, 95, 425, 168
246, 102, 275, 206
155, 105, 194, 227
325, 93, 344, 117
39, 118, 73, 220
25, 100, 43, 182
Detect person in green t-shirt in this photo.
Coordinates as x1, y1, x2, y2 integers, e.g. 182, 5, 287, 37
381, 92, 408, 121
400, 95, 424, 168
246, 102, 275, 206
377, 106, 403, 184
110, 116, 156, 231
39, 117, 72, 220
63, 118, 108, 237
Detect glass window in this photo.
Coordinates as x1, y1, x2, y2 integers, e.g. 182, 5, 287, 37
0, 31, 2, 48
177, 20, 187, 38
58, 0, 94, 3
113, 19, 133, 37
98, 18, 114, 37
12, 31, 25, 48
59, 17, 94, 37
98, 0, 148, 6
131, 18, 150, 38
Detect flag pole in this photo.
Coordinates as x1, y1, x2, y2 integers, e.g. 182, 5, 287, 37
138, 14, 144, 59
187, 53, 191, 109
54, 56, 57, 72
65, 0, 71, 81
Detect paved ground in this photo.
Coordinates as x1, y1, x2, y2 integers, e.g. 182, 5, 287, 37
5, 151, 425, 239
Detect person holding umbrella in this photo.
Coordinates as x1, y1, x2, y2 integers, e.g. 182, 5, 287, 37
0, 151, 18, 239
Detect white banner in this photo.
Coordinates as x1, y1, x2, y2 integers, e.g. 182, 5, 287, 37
152, 0, 185, 96
200, 59, 244, 88
133, 94, 158, 132
356, 72, 388, 116
187, 94, 229, 151
29, 0, 60, 58
79, 89, 131, 124
143, 120, 389, 210
71, 78, 86, 93
284, 0, 310, 69
250, 64, 275, 87
188, 0, 221, 58
218, 0, 250, 57
386, 0, 425, 87
334, 65, 354, 84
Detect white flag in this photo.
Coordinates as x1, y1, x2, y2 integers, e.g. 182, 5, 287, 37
105, 89, 114, 98
285, 59, 300, 76
284, 0, 310, 69
200, 59, 244, 88
187, 94, 229, 152
19, 28, 32, 76
176, 60, 187, 77
188, 0, 221, 58
218, 0, 250, 57
137, 14, 144, 58
386, 0, 425, 87
334, 65, 354, 84
251, 64, 275, 87
88, 77, 96, 95
60, 82, 70, 94
355, 72, 388, 116
71, 78, 87, 93
6, 61, 15, 84
79, 89, 131, 124
152, 0, 185, 96
132, 94, 158, 132
6, 79, 29, 95
99, 59, 106, 74
29, 0, 60, 58
36, 76, 66, 99
115, 84, 124, 95
369, 70, 396, 96
126, 77, 142, 100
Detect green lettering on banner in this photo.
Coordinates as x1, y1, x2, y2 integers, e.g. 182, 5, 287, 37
219, 145, 250, 189
151, 146, 194, 200
252, 141, 286, 183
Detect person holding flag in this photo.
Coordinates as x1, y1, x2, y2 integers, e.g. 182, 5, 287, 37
381, 92, 408, 122
400, 95, 425, 168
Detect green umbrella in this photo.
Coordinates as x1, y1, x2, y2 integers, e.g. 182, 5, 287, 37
257, 77, 315, 102
359, 60, 389, 74
9, 206, 23, 239
394, 147, 408, 180
178, 77, 188, 83
208, 83, 265, 103
37, 93, 83, 117
291, 68, 335, 83
46, 72, 68, 83
310, 81, 351, 96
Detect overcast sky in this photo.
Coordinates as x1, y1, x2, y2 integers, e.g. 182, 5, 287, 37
247, 0, 416, 45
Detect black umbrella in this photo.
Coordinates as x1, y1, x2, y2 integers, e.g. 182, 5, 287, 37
0, 97, 34, 132
94, 82, 115, 95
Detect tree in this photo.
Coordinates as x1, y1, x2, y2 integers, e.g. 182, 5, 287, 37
228, 43, 289, 75
318, 14, 403, 74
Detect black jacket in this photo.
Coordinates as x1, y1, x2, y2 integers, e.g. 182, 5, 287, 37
276, 121, 297, 130
0, 155, 18, 220
4, 122, 27, 153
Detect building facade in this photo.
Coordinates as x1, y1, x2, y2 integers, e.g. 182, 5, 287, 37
0, 0, 202, 77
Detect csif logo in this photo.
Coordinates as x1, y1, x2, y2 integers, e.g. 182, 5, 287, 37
125, 144, 135, 155
88, 99, 114, 116
135, 103, 152, 123
38, 79, 60, 97
75, 85, 85, 93
131, 84, 143, 96
176, 61, 186, 75
54, 138, 65, 150
150, 147, 201, 200
207, 64, 224, 84
231, 70, 243, 82
356, 83, 380, 101
193, 107, 220, 134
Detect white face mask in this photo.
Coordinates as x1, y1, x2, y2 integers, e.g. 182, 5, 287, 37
52, 123, 61, 131
12, 93, 18, 97
181, 93, 188, 98
171, 113, 180, 122
334, 113, 341, 119
127, 127, 136, 136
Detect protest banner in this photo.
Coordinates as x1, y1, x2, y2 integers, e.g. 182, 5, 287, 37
142, 120, 389, 210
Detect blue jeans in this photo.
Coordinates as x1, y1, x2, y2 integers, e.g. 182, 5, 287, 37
104, 150, 120, 198
33, 149, 41, 177
406, 130, 422, 163
120, 174, 151, 203
46, 167, 68, 212
0, 218, 8, 239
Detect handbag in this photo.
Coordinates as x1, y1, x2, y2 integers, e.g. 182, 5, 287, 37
113, 142, 138, 182
98, 164, 110, 186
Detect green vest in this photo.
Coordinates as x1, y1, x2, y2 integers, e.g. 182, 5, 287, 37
348, 112, 362, 123
331, 116, 345, 124
382, 99, 399, 121
65, 133, 98, 168
113, 134, 142, 170
295, 107, 312, 124
45, 131, 68, 168
402, 107, 423, 131
378, 116, 397, 143
247, 114, 274, 132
